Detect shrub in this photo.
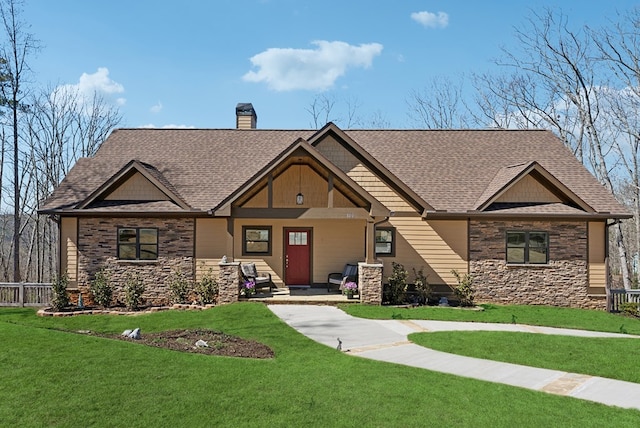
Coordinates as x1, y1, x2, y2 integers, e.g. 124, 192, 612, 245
194, 267, 218, 305
169, 270, 192, 304
384, 262, 408, 305
451, 269, 475, 307
123, 274, 146, 310
620, 302, 639, 317
51, 272, 70, 311
90, 268, 113, 308
412, 267, 431, 305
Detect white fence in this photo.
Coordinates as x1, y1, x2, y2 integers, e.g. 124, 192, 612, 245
0, 283, 52, 307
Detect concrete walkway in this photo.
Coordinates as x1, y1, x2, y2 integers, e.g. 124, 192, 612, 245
269, 304, 640, 411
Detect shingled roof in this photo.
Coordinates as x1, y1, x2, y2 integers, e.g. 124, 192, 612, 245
39, 126, 629, 218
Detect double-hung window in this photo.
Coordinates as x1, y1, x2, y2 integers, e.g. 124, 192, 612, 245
118, 228, 158, 260
506, 231, 548, 264
375, 227, 395, 257
243, 226, 272, 255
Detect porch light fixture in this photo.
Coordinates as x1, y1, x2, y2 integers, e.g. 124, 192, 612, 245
296, 163, 304, 205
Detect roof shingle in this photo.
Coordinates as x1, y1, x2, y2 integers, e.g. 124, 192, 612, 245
39, 127, 628, 218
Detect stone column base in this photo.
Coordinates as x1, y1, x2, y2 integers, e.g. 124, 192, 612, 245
358, 262, 383, 305
218, 262, 241, 304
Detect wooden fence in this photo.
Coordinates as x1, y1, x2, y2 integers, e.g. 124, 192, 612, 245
0, 283, 52, 307
608, 289, 640, 312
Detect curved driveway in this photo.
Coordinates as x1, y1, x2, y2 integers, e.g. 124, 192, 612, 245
269, 304, 640, 411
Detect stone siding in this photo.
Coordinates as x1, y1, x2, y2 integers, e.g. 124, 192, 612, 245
359, 263, 383, 305
76, 217, 195, 306
469, 220, 604, 309
218, 262, 241, 304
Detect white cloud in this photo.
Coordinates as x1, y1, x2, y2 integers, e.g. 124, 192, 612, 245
242, 40, 383, 91
150, 101, 163, 114
411, 11, 449, 29
54, 67, 126, 110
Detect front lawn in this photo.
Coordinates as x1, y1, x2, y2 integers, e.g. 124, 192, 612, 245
342, 303, 640, 334
411, 331, 640, 383
1, 303, 639, 427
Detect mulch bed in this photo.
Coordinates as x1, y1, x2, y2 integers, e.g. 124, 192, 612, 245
106, 329, 275, 359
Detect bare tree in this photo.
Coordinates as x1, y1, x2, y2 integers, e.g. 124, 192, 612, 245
0, 0, 38, 282
23, 85, 121, 281
406, 75, 468, 128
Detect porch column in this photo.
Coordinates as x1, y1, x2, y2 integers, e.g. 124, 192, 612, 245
358, 262, 383, 305
225, 218, 234, 261
218, 261, 241, 304
365, 219, 376, 264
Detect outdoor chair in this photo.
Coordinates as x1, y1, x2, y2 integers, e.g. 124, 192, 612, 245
241, 262, 273, 291
327, 263, 358, 292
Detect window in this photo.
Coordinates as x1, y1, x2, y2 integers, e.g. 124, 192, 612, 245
506, 231, 548, 264
118, 227, 158, 260
375, 227, 395, 256
243, 226, 272, 255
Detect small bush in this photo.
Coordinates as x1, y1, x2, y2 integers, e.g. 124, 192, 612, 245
123, 274, 146, 310
412, 267, 431, 305
90, 268, 113, 308
620, 302, 639, 317
384, 262, 408, 305
451, 269, 475, 307
194, 267, 218, 305
169, 270, 192, 304
51, 272, 70, 311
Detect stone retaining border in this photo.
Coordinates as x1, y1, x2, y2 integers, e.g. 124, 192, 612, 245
37, 303, 216, 317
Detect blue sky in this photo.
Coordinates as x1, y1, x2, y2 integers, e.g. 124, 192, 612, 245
22, 0, 640, 130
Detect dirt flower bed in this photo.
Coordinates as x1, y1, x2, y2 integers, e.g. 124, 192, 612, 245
107, 329, 275, 359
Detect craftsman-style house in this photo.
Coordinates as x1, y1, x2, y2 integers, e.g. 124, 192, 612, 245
39, 103, 630, 308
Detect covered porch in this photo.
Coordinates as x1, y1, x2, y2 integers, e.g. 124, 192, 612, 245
208, 140, 388, 305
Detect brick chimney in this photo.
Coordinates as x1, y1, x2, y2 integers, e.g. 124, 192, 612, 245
236, 103, 257, 129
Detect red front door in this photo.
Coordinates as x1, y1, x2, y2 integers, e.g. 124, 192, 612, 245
284, 228, 312, 286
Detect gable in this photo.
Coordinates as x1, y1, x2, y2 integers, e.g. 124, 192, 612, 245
214, 140, 388, 217
314, 133, 415, 212
474, 161, 594, 214
495, 174, 562, 204
103, 171, 170, 201
242, 164, 356, 208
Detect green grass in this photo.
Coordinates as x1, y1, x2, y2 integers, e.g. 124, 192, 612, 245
1, 303, 639, 427
410, 331, 640, 383
342, 303, 640, 334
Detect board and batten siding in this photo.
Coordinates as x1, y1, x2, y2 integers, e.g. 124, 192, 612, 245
242, 165, 355, 209
588, 221, 606, 294
104, 172, 169, 201
60, 217, 78, 285
385, 217, 468, 285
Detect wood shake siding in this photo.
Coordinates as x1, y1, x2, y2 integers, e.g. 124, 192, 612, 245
104, 172, 169, 201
